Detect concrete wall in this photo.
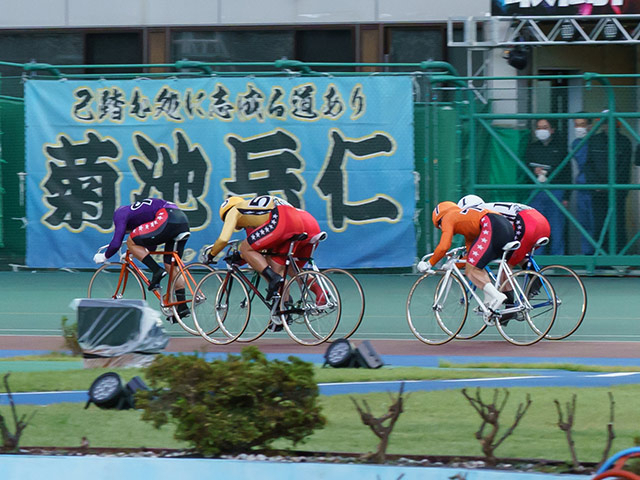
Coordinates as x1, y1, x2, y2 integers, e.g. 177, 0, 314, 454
0, 0, 490, 28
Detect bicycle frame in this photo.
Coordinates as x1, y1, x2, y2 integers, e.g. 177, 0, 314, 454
484, 245, 556, 308
217, 238, 316, 320
436, 248, 534, 324
113, 250, 197, 311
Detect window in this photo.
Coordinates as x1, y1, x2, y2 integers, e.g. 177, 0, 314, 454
85, 32, 143, 74
171, 31, 295, 71
0, 33, 84, 97
386, 28, 445, 68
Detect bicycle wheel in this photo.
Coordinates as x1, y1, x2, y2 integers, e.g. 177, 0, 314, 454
539, 265, 587, 340
322, 268, 365, 340
192, 270, 250, 345
406, 271, 468, 345
281, 271, 341, 346
454, 281, 488, 340
169, 262, 214, 336
87, 263, 146, 300
235, 271, 272, 343
496, 270, 556, 346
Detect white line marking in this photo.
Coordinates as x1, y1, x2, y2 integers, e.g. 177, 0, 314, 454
443, 375, 546, 383
0, 390, 85, 396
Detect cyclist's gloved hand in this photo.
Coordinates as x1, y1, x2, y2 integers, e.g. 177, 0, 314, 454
93, 253, 107, 264
417, 261, 434, 274
225, 250, 244, 265
198, 245, 214, 264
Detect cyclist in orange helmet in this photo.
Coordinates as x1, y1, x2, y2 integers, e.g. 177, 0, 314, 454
419, 200, 515, 311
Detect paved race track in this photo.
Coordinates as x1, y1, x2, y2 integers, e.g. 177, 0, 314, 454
0, 270, 638, 404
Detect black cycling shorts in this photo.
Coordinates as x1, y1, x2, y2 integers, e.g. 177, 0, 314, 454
130, 208, 190, 263
467, 213, 515, 269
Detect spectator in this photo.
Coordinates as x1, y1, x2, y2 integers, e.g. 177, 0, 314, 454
585, 112, 633, 253
571, 116, 595, 255
523, 118, 570, 255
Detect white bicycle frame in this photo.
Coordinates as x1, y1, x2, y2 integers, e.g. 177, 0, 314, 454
423, 243, 535, 325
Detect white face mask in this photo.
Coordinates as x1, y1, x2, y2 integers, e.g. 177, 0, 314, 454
574, 127, 587, 139
535, 129, 551, 142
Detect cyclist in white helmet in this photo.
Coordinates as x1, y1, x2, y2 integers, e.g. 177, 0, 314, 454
457, 194, 551, 315
457, 195, 550, 266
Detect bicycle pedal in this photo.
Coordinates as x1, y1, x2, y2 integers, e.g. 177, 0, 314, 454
482, 317, 496, 327
268, 322, 284, 332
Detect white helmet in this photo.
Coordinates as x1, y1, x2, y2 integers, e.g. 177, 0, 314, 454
457, 194, 485, 209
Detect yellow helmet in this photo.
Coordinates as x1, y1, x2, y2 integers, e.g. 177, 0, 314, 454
219, 196, 243, 221
432, 201, 459, 228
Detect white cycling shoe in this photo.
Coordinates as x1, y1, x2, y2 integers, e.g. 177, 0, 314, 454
485, 291, 507, 311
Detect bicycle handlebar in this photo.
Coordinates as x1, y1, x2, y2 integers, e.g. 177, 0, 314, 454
96, 244, 127, 262
419, 246, 466, 264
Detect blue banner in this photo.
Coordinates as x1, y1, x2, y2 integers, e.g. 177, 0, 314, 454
25, 76, 416, 269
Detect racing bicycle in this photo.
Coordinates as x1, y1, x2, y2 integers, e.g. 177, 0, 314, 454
406, 241, 557, 346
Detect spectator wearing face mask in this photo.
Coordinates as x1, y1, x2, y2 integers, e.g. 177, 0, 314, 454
523, 118, 570, 255
571, 116, 594, 255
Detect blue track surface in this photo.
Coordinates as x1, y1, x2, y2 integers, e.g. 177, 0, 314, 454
2, 350, 639, 405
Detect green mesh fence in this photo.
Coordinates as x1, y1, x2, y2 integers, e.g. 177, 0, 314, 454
0, 96, 25, 265
428, 72, 640, 271
2, 60, 640, 271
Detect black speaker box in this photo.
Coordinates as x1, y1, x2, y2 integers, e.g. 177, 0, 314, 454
354, 340, 384, 369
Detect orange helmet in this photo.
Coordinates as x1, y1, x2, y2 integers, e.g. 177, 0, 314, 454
432, 201, 459, 228
219, 196, 244, 221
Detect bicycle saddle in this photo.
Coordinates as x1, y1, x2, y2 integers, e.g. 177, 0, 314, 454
502, 240, 521, 251
535, 237, 549, 247
173, 232, 190, 242
309, 231, 327, 244
289, 233, 308, 242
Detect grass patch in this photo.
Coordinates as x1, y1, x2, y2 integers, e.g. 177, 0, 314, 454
0, 368, 147, 392
439, 360, 640, 373
0, 365, 527, 393
279, 385, 640, 463
312, 366, 525, 383
13, 385, 640, 464
0, 353, 80, 362
19, 404, 187, 449
1, 355, 638, 462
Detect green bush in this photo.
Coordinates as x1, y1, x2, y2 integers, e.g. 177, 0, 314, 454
136, 346, 326, 456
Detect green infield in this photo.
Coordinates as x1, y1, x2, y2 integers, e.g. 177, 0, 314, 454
7, 385, 638, 464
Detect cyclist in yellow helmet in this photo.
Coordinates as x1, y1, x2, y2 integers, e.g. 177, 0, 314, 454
205, 194, 322, 302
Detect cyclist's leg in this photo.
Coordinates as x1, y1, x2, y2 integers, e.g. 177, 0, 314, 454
129, 208, 176, 290
127, 235, 166, 289
166, 234, 190, 318
243, 205, 304, 299
468, 213, 514, 310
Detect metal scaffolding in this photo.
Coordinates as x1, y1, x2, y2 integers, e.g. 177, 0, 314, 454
448, 14, 640, 47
